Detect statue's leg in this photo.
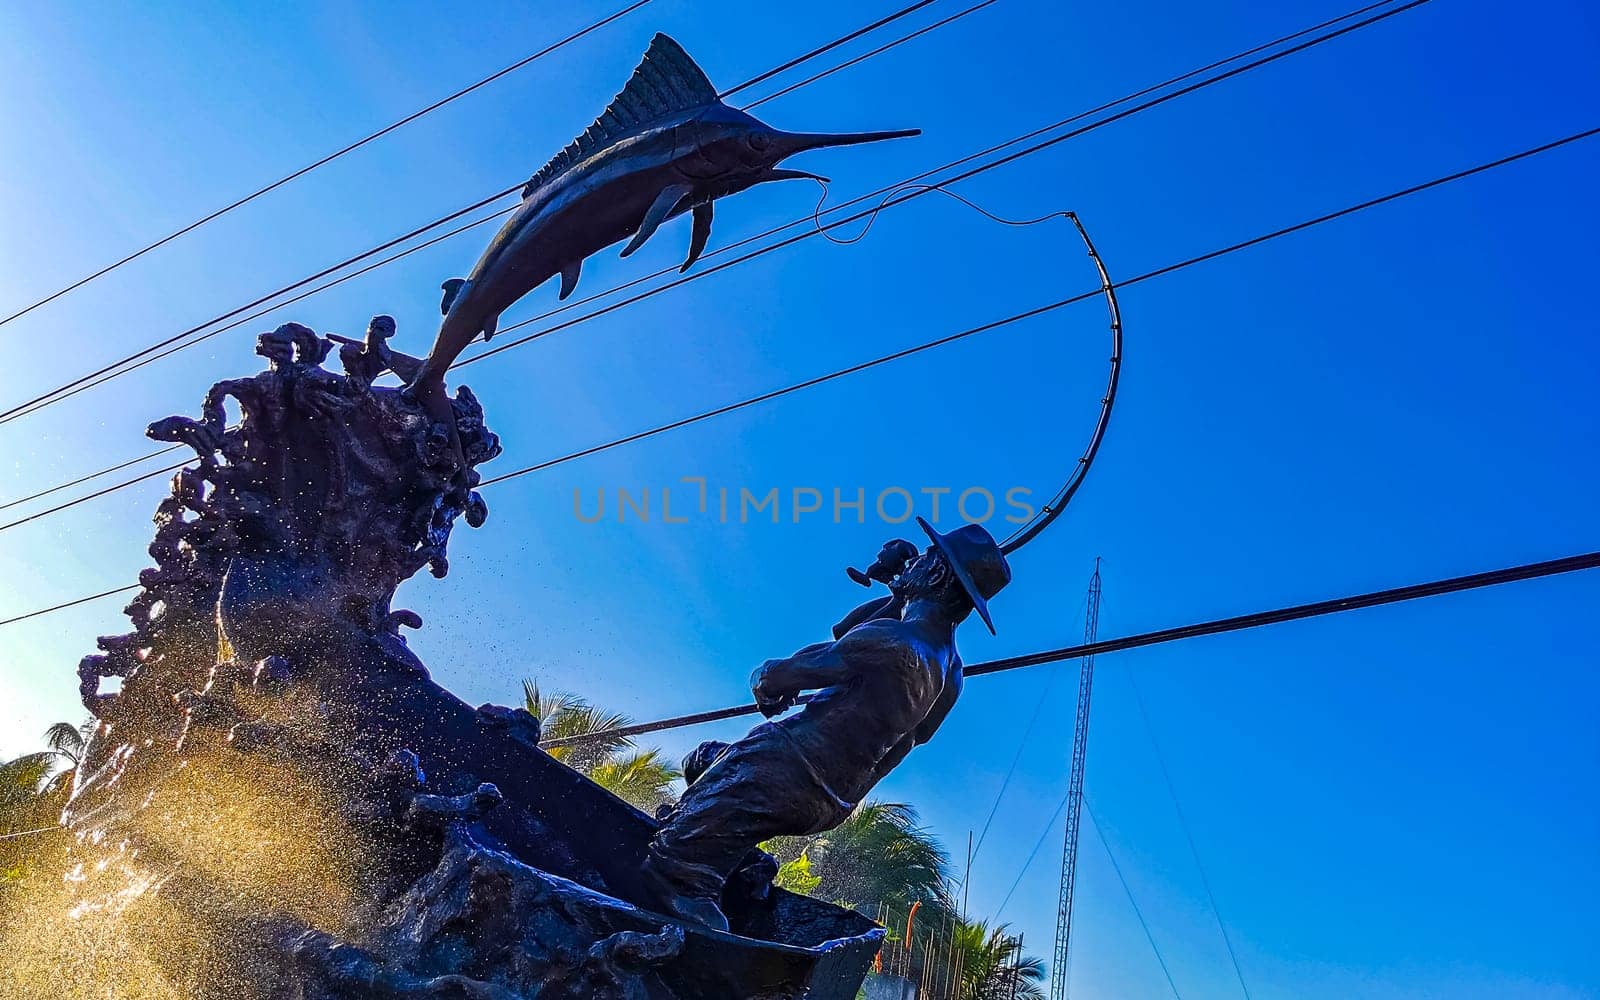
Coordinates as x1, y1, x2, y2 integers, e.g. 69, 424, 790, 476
641, 727, 840, 931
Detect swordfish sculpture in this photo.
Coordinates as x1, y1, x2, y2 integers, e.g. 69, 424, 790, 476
407, 33, 919, 427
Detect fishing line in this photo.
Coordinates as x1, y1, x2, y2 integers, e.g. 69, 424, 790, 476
808, 180, 1073, 244
809, 177, 1123, 559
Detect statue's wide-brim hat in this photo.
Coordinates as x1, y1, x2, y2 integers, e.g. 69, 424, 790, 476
915, 517, 1011, 634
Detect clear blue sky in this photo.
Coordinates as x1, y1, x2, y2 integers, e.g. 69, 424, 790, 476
1, 1, 1596, 997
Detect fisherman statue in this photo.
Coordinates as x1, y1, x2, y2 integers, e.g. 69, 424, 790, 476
640, 518, 1012, 930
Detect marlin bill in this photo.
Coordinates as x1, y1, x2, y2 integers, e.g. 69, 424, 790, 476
409, 33, 918, 418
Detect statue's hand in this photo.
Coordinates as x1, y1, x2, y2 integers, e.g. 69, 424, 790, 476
751, 660, 793, 717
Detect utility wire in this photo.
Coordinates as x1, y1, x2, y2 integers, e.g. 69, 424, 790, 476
719, 0, 941, 98
0, 186, 523, 425
3, 541, 1597, 739
0, 585, 140, 629
960, 563, 1100, 864
476, 123, 1596, 484
0, 0, 653, 332
742, 0, 999, 111
439, 0, 1421, 370
452, 0, 1433, 373
0, 444, 184, 513
0, 461, 189, 534
0, 0, 1423, 428
0, 4, 982, 428
995, 789, 1070, 918
0, 206, 519, 426
534, 549, 1600, 746
1, 0, 1421, 517
1125, 669, 1254, 1000
969, 666, 1063, 862
4, 124, 1592, 544
964, 567, 1092, 870
1085, 799, 1184, 999
0, 0, 975, 427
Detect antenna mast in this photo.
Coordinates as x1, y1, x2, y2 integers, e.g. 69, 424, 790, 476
1050, 560, 1102, 1000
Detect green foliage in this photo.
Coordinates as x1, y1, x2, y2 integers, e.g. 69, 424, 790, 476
947, 919, 1046, 1000
523, 679, 681, 812
784, 801, 954, 914
0, 723, 85, 901
774, 848, 822, 896
768, 800, 1048, 998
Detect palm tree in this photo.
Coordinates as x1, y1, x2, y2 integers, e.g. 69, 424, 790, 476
522, 680, 680, 813
946, 920, 1046, 1000
777, 801, 954, 916
1, 721, 88, 888
40, 721, 89, 797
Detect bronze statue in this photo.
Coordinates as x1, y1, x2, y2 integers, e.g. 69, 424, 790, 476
328, 315, 424, 387
640, 518, 1011, 930
406, 33, 919, 445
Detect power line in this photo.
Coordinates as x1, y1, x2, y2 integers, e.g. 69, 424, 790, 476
0, 585, 139, 629
440, 0, 1419, 373
0, 1, 977, 428
0, 0, 1422, 522
0, 461, 188, 534
0, 0, 654, 332
4, 124, 1591, 547
719, 0, 941, 99
475, 123, 1595, 483
968, 657, 1063, 862
0, 4, 979, 429
1084, 799, 1184, 999
0, 0, 1424, 429
742, 0, 999, 111
535, 549, 1600, 746
452, 0, 1433, 373
0, 206, 519, 426
995, 789, 1070, 919
0, 186, 524, 425
1124, 669, 1253, 999
3, 542, 1597, 742
0, 444, 184, 513
963, 564, 1096, 872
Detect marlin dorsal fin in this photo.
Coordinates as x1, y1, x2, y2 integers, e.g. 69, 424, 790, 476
522, 34, 721, 198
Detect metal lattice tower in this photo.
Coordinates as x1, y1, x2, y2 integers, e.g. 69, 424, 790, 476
1050, 561, 1102, 1000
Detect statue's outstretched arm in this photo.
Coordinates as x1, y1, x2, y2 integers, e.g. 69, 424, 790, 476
750, 642, 847, 715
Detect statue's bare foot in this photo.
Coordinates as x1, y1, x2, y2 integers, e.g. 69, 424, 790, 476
657, 893, 730, 934
639, 864, 730, 933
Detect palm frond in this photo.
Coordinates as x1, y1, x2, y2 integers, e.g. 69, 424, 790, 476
586, 749, 682, 811
522, 678, 639, 774
42, 721, 87, 765
0, 753, 56, 799
0, 752, 61, 834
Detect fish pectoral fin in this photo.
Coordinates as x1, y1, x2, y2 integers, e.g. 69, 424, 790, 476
481, 313, 499, 342
621, 183, 693, 259
681, 202, 713, 273
559, 260, 582, 301
441, 278, 469, 316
